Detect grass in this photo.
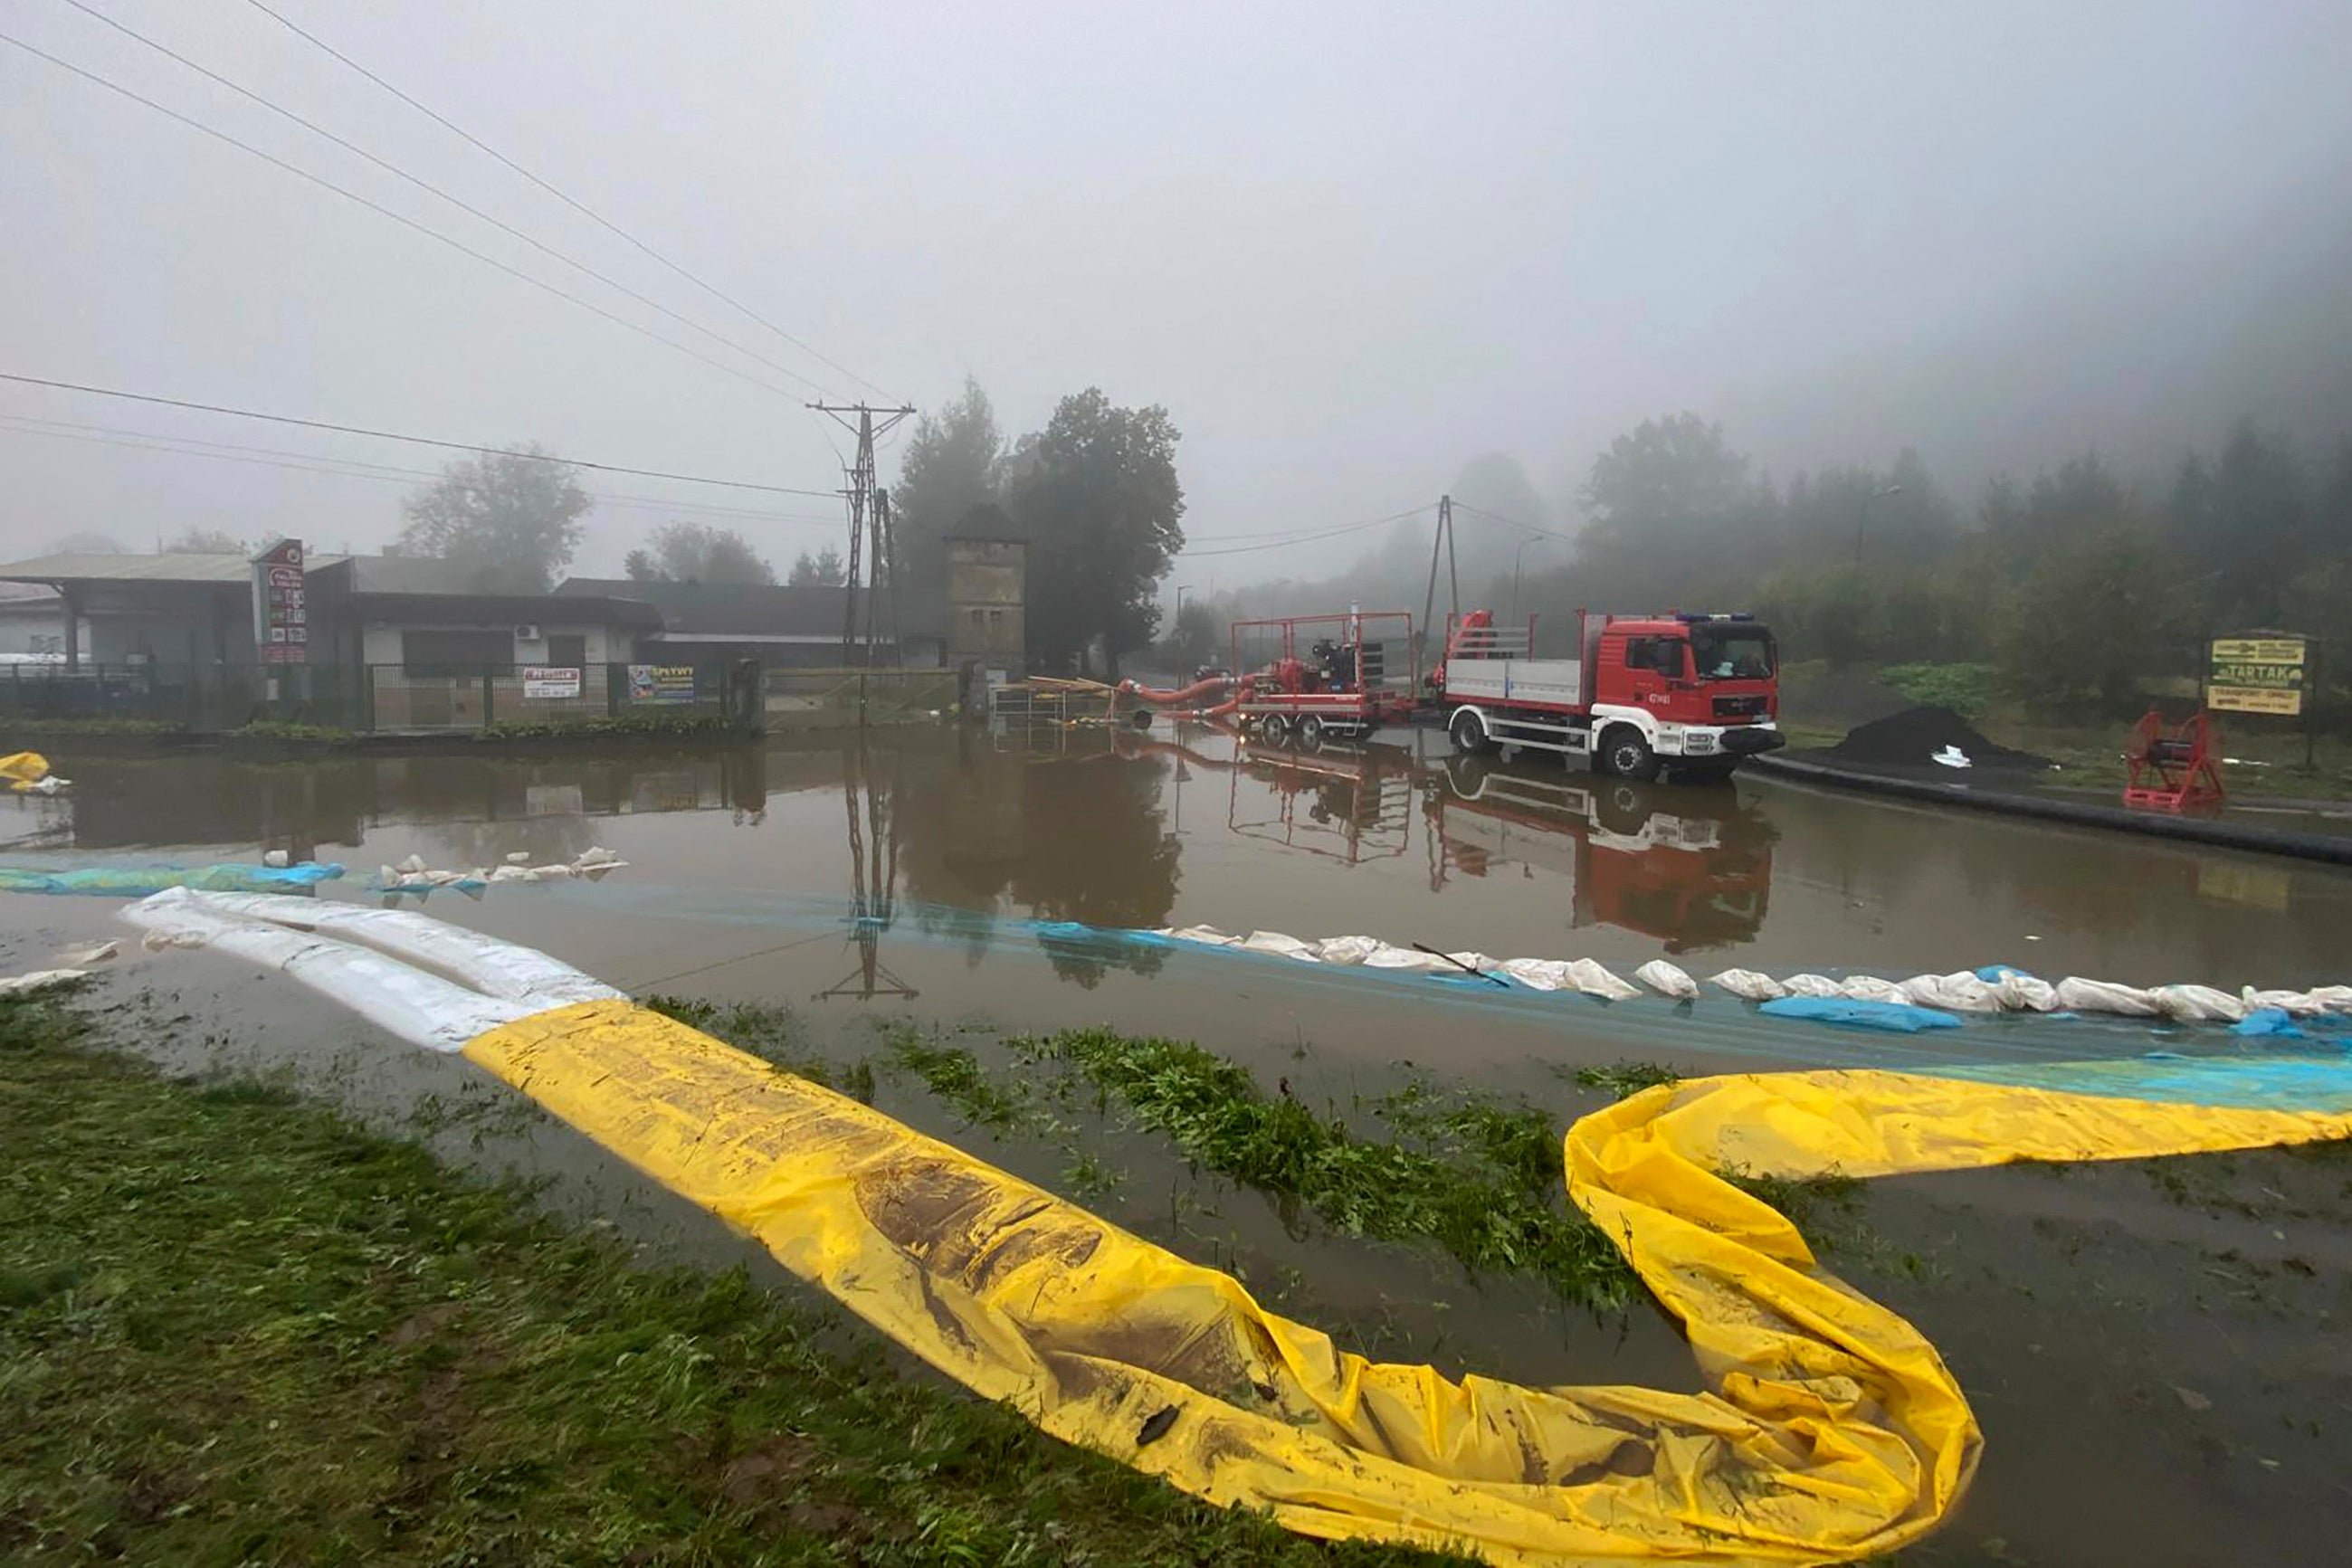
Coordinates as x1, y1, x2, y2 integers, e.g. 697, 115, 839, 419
1566, 1061, 1681, 1099
480, 711, 739, 742
0, 994, 1459, 1568
1877, 662, 1993, 718
1014, 1030, 1644, 1313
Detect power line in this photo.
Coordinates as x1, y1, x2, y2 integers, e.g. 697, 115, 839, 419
239, 0, 891, 400
0, 414, 845, 526
1448, 499, 1578, 543
54, 0, 833, 397
1180, 505, 1435, 557
0, 372, 843, 498
0, 28, 809, 404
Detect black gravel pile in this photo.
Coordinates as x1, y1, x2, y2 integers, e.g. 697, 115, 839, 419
1828, 705, 2052, 771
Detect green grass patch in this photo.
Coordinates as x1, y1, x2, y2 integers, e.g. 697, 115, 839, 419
1566, 1061, 1681, 1100
1877, 662, 1992, 719
1014, 1030, 1643, 1313
0, 995, 1458, 1567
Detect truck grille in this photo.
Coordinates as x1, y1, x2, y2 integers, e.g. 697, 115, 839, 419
1713, 695, 1767, 721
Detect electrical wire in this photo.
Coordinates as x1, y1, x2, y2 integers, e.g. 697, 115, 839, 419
240, 0, 891, 400
0, 414, 846, 527
54, 0, 835, 397
1448, 499, 1579, 543
0, 372, 843, 497
1179, 505, 1435, 557
0, 29, 809, 404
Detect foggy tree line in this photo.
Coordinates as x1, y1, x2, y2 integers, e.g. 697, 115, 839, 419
1535, 412, 2352, 715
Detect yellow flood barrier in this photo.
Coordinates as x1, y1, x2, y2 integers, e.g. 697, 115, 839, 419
463, 1000, 2352, 1564
1, 751, 51, 790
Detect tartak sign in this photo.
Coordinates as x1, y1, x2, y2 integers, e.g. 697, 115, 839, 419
2207, 635, 2306, 717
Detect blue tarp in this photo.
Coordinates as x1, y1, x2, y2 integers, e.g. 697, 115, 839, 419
1758, 996, 1965, 1033
0, 863, 343, 897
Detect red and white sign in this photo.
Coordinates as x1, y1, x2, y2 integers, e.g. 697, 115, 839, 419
251, 538, 308, 666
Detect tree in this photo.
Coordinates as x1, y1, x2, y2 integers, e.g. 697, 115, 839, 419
46, 531, 126, 555
1998, 519, 2197, 712
168, 527, 245, 554
632, 521, 775, 584
2171, 421, 2310, 622
398, 444, 590, 591
893, 379, 1005, 619
1006, 389, 1186, 674
623, 548, 655, 582
1166, 601, 1219, 670
788, 546, 845, 586
1577, 413, 1750, 550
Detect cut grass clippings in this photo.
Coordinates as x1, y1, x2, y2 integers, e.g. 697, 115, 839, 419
0, 995, 1458, 1568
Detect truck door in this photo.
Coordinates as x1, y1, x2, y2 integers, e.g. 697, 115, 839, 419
1618, 636, 1683, 711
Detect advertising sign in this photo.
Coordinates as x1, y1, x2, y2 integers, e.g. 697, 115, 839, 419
627, 664, 698, 704
521, 665, 583, 700
250, 538, 307, 666
2207, 635, 2306, 717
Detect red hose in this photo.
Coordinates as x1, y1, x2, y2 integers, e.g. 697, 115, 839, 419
1119, 675, 1233, 707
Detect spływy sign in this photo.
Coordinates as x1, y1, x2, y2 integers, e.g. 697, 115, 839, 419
627, 664, 697, 704
521, 666, 583, 700
250, 538, 307, 666
2207, 635, 2307, 717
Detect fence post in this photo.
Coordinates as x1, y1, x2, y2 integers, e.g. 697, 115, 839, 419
482, 667, 495, 731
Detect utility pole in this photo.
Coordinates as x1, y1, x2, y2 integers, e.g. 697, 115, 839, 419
1418, 494, 1460, 684
811, 402, 916, 667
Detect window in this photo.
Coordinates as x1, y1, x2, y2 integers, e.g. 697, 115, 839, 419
545, 633, 586, 668
1689, 626, 1775, 681
401, 628, 514, 673
1623, 637, 1685, 677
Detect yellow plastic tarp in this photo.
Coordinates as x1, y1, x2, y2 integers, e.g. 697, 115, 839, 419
463, 1000, 2352, 1565
0, 751, 50, 791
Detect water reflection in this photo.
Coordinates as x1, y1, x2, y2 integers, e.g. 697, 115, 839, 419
14, 723, 2350, 994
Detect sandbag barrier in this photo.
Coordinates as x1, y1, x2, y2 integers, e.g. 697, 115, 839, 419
107, 888, 2352, 1565
0, 861, 343, 897
1133, 924, 2352, 1034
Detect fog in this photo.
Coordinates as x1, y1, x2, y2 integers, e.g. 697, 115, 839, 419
5, 0, 2347, 586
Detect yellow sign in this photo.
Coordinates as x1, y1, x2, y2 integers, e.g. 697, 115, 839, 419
2208, 634, 2306, 717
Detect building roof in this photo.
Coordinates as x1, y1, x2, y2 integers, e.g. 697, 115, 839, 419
557, 578, 892, 640
0, 550, 348, 585
357, 590, 663, 629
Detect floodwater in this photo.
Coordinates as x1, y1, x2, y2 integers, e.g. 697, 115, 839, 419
6, 723, 2352, 1566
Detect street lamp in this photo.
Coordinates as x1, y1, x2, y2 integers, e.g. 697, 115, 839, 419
1509, 537, 1547, 626
1853, 483, 1903, 565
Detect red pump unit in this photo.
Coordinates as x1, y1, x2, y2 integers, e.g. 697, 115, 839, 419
2123, 709, 2224, 813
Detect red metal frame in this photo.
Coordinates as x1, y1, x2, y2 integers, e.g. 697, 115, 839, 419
1227, 611, 1418, 731
2123, 708, 2224, 813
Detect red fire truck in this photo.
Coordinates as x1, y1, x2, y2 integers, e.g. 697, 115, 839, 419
1433, 610, 1784, 781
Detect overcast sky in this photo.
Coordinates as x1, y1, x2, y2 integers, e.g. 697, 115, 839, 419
5, 0, 2348, 583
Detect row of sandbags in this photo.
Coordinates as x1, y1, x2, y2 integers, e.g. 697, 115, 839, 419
1151, 925, 2352, 1024
376, 847, 627, 893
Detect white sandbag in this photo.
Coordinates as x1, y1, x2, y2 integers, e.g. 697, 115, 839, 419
505, 851, 532, 865
2302, 984, 2352, 1012
1838, 974, 1911, 1004
1360, 945, 1448, 970
2148, 984, 2246, 1024
396, 853, 428, 874
1499, 958, 1572, 991
1986, 972, 2062, 1012
1900, 973, 2002, 1012
2244, 987, 2326, 1016
1710, 968, 1787, 1001
262, 849, 290, 869
1310, 935, 1385, 965
1783, 974, 1844, 999
2054, 976, 2163, 1016
1633, 959, 1700, 1001
0, 968, 85, 996
575, 846, 623, 867
1240, 930, 1320, 961
1564, 958, 1643, 1001
55, 939, 119, 965
489, 865, 532, 882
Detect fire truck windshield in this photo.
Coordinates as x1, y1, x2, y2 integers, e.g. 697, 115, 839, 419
1689, 624, 1775, 680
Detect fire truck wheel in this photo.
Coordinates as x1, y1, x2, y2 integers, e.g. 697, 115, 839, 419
1297, 715, 1325, 749
1257, 713, 1290, 745
1449, 708, 1493, 756
1600, 726, 1661, 782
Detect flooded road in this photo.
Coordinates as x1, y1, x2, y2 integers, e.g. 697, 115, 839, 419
7, 724, 2352, 1567
7, 724, 2347, 1063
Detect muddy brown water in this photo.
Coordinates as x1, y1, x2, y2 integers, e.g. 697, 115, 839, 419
6, 723, 2352, 1565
